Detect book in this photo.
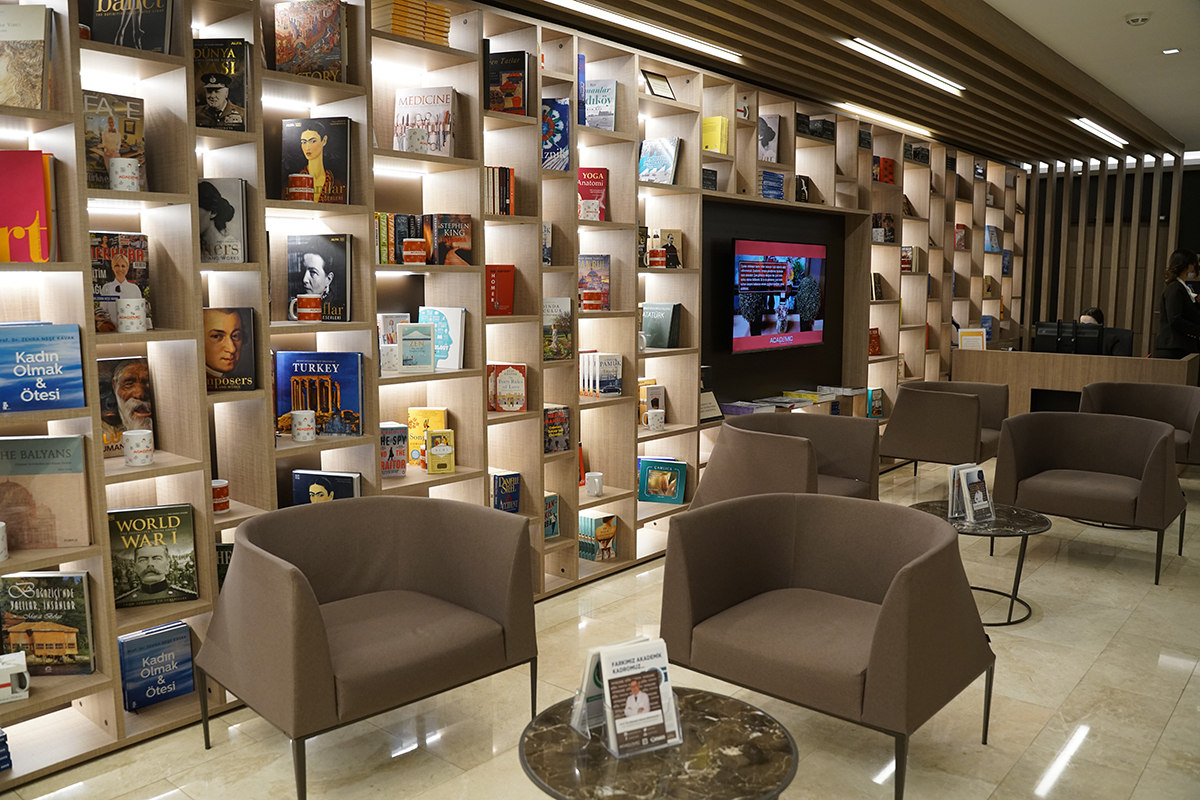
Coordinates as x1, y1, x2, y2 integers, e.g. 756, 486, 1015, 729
639, 383, 665, 422
399, 322, 435, 373
203, 307, 256, 392
287, 233, 352, 321
984, 225, 1002, 253
876, 156, 896, 184
291, 469, 361, 504
583, 79, 616, 130
406, 407, 446, 471
0, 150, 50, 262
702, 168, 718, 191
490, 469, 520, 513
651, 229, 683, 268
701, 116, 729, 153
97, 356, 154, 458
902, 194, 918, 217
637, 226, 649, 267
393, 86, 456, 155
422, 213, 472, 265
868, 327, 881, 356
1, 572, 94, 676
380, 422, 407, 477
82, 90, 145, 190
599, 637, 682, 756
638, 137, 680, 184
595, 353, 622, 397
274, 0, 345, 82
858, 128, 872, 149
487, 50, 531, 115
274, 351, 364, 436
897, 353, 906, 381
198, 179, 247, 263
543, 297, 573, 361
959, 464, 995, 523
0, 323, 83, 415
486, 264, 516, 315
809, 118, 835, 140
1002, 249, 1013, 276
0, 5, 51, 110
870, 213, 895, 244
494, 362, 527, 412
542, 222, 553, 266
376, 312, 410, 345
954, 223, 969, 250
983, 275, 998, 299
577, 54, 586, 124
281, 116, 351, 204
109, 504, 198, 609
794, 112, 809, 136
577, 254, 611, 311
193, 38, 249, 131
540, 96, 571, 171
577, 167, 608, 221
91, 231, 152, 332
90, 0, 172, 53
543, 403, 570, 454
900, 246, 914, 273
795, 174, 812, 204
418, 306, 466, 370
871, 272, 884, 301
0, 435, 89, 550
543, 491, 559, 538
425, 429, 455, 474
699, 391, 722, 422
948, 462, 973, 519
638, 458, 686, 504
758, 169, 784, 200
757, 114, 780, 162
867, 387, 884, 418
215, 543, 233, 589
717, 400, 775, 415
118, 621, 194, 712
640, 302, 681, 348
578, 510, 616, 561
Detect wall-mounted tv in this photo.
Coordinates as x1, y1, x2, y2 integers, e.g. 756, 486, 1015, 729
732, 238, 827, 353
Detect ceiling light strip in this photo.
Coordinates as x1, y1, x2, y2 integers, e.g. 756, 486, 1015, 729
542, 0, 741, 62
1071, 117, 1128, 148
845, 38, 964, 95
834, 102, 931, 137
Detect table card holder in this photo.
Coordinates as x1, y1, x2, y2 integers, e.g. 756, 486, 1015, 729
947, 462, 975, 519
958, 464, 996, 523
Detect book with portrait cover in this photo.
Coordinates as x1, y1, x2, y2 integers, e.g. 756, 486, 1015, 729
192, 38, 249, 131
291, 469, 361, 505
0, 324, 84, 415
577, 167, 607, 221
638, 137, 679, 185
274, 0, 345, 82
203, 307, 256, 392
0, 149, 51, 262
486, 50, 531, 115
757, 114, 780, 163
0, 4, 52, 110
583, 79, 615, 130
393, 86, 456, 155
600, 637, 681, 756
119, 621, 194, 712
286, 232, 352, 322
281, 116, 350, 204
274, 350, 363, 436
0, 435, 89, 550
109, 504, 198, 610
97, 356, 154, 458
541, 96, 570, 171
91, 231, 152, 332
421, 213, 472, 265
82, 90, 145, 190
198, 178, 247, 263
0, 571, 94, 676
88, 0, 172, 54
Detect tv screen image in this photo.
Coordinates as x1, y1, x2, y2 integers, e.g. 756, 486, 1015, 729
732, 239, 827, 353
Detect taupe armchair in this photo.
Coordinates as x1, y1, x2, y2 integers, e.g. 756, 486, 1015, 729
880, 381, 1009, 473
994, 411, 1186, 584
1080, 381, 1200, 465
661, 493, 994, 800
195, 497, 537, 800
691, 418, 818, 508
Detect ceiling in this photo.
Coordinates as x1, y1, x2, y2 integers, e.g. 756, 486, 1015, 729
494, 0, 1188, 164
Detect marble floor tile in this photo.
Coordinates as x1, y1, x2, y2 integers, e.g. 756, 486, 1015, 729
985, 632, 1095, 708
533, 585, 627, 632
407, 747, 547, 800
1129, 767, 1200, 800
1015, 556, 1154, 610
1083, 632, 1200, 699
108, 781, 190, 800
1120, 589, 1200, 649
988, 743, 1140, 800
1145, 675, 1200, 780
999, 593, 1132, 654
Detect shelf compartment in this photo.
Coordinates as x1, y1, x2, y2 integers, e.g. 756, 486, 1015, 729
211, 499, 271, 532
195, 129, 258, 150
544, 449, 576, 464
541, 536, 579, 555
273, 435, 370, 457
579, 556, 636, 581
636, 181, 699, 197
0, 545, 102, 575
94, 327, 199, 345
379, 367, 484, 386
639, 346, 700, 359
381, 465, 484, 494
116, 598, 212, 637
0, 672, 114, 728
637, 422, 695, 442
104, 451, 204, 484
208, 389, 268, 406
579, 310, 636, 320
577, 486, 636, 510
263, 200, 370, 218
370, 31, 478, 70
487, 409, 541, 425
637, 500, 689, 525
576, 125, 635, 147
122, 690, 205, 740
700, 150, 734, 162
373, 148, 481, 174
86, 190, 192, 210
79, 41, 187, 80
267, 320, 373, 335
261, 70, 367, 107
486, 314, 539, 325
483, 110, 539, 130
0, 407, 89, 426
0, 107, 74, 134
580, 395, 635, 411
577, 219, 636, 231
483, 214, 540, 225
637, 93, 700, 118
541, 68, 575, 83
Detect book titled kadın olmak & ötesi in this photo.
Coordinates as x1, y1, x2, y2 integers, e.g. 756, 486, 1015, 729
0, 324, 85, 415
109, 504, 198, 609
118, 621, 194, 712
275, 350, 363, 436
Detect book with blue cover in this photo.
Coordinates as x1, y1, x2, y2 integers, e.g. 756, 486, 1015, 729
490, 468, 520, 513
0, 324, 84, 414
1002, 249, 1013, 276
544, 491, 559, 539
541, 97, 571, 171
274, 350, 363, 436
638, 137, 679, 184
638, 458, 686, 504
119, 621, 194, 712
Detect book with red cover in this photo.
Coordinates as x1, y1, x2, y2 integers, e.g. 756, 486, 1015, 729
274, 0, 345, 82
486, 264, 515, 315
0, 150, 49, 262
868, 327, 882, 356
577, 166, 608, 221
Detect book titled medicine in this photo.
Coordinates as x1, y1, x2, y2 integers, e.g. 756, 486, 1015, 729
393, 86, 455, 155
0, 324, 84, 413
119, 621, 194, 712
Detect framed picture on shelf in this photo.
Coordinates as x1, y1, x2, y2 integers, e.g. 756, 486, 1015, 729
641, 70, 675, 100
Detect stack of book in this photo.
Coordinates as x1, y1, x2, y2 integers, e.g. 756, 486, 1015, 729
701, 116, 728, 153
578, 511, 616, 561
485, 166, 516, 215
371, 0, 451, 46
0, 727, 9, 771
758, 170, 784, 200
579, 352, 623, 398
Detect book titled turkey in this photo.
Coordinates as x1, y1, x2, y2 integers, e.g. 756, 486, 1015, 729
90, 0, 172, 54
193, 38, 249, 131
109, 504, 198, 610
0, 4, 52, 110
274, 350, 363, 436
0, 324, 85, 415
286, 233, 352, 321
119, 621, 194, 712
393, 86, 456, 155
1, 571, 94, 676
0, 435, 89, 550
281, 116, 351, 204
274, 0, 345, 82
577, 167, 608, 221
82, 90, 145, 190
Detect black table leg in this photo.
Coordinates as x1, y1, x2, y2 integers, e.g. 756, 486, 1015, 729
1008, 534, 1030, 623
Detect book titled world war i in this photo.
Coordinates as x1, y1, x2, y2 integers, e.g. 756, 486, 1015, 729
193, 38, 249, 132
89, 0, 173, 54
280, 116, 351, 204
91, 231, 152, 332
0, 324, 85, 414
1, 571, 95, 676
0, 4, 52, 110
82, 90, 145, 190
274, 0, 346, 82
109, 504, 198, 610
393, 86, 456, 156
286, 232, 352, 322
203, 307, 256, 392
97, 356, 154, 458
118, 620, 194, 712
274, 350, 363, 436
0, 435, 89, 550
198, 178, 247, 263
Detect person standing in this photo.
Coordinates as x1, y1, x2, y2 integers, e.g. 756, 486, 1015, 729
1153, 249, 1200, 359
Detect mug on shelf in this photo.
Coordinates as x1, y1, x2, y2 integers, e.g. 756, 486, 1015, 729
288, 294, 322, 322
585, 471, 604, 497
637, 331, 647, 353
122, 429, 154, 467
641, 408, 666, 431
212, 479, 230, 514
286, 173, 315, 202
401, 238, 427, 264
108, 157, 140, 191
116, 297, 147, 333
291, 410, 317, 442
0, 652, 30, 704
648, 248, 667, 268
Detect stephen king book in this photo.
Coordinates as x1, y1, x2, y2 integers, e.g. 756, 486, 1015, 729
421, 213, 472, 265
274, 350, 363, 436
193, 38, 249, 132
109, 504, 198, 609
203, 307, 256, 392
274, 0, 345, 82
82, 90, 145, 190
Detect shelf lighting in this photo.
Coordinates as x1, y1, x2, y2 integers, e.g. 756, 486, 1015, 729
87, 199, 144, 212
372, 165, 425, 179
843, 38, 964, 95
1163, 48, 1181, 55
542, 0, 741, 62
834, 102, 931, 137
376, 270, 417, 278
262, 95, 313, 113
1071, 117, 1128, 148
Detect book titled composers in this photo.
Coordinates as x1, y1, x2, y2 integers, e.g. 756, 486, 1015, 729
192, 38, 249, 131
393, 86, 456, 155
90, 0, 172, 54
0, 435, 89, 550
0, 324, 84, 415
118, 621, 194, 712
286, 233, 352, 321
109, 504, 198, 609
274, 0, 345, 82
198, 178, 247, 263
203, 307, 256, 392
82, 90, 145, 190
274, 350, 363, 436
0, 4, 52, 110
577, 167, 608, 221
281, 116, 351, 204
91, 231, 152, 332
1, 571, 95, 676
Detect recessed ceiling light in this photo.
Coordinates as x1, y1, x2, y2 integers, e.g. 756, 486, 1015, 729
843, 38, 965, 95
542, 0, 741, 62
1071, 117, 1128, 148
1163, 48, 1181, 54
835, 102, 931, 137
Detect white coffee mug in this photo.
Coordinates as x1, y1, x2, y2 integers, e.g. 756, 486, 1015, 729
108, 157, 140, 191
380, 343, 400, 372
291, 409, 317, 441
641, 408, 666, 430
122, 429, 154, 466
0, 652, 30, 704
637, 331, 647, 353
116, 297, 147, 333
585, 471, 603, 497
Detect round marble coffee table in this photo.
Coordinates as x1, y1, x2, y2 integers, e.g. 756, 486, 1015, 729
910, 500, 1052, 626
519, 686, 797, 800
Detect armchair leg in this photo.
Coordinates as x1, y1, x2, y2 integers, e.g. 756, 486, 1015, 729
913, 460, 918, 477
893, 734, 908, 800
196, 667, 211, 750
1179, 506, 1187, 557
1156, 528, 1166, 585
530, 657, 538, 720
982, 661, 995, 745
292, 737, 307, 800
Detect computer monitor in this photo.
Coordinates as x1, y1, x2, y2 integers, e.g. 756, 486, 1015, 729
1103, 327, 1134, 357
1033, 321, 1062, 353
1074, 324, 1104, 355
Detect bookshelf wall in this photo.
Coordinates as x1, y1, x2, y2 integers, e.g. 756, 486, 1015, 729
0, 0, 1027, 786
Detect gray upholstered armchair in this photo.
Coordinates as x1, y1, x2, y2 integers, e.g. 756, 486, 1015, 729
692, 417, 818, 509
994, 411, 1186, 584
661, 493, 995, 800
195, 497, 537, 800
880, 381, 1009, 472
1080, 381, 1200, 465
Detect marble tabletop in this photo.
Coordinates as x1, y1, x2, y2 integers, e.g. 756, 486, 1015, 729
910, 500, 1052, 538
519, 686, 797, 800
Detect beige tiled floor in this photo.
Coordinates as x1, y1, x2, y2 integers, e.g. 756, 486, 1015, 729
10, 462, 1200, 800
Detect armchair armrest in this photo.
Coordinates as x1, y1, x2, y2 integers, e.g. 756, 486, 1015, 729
974, 383, 1010, 432
1135, 425, 1187, 530
880, 387, 981, 464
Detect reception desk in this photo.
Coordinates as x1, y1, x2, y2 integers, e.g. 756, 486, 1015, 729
951, 350, 1199, 415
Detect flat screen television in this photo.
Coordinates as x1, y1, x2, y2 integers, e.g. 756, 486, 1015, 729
732, 238, 827, 353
